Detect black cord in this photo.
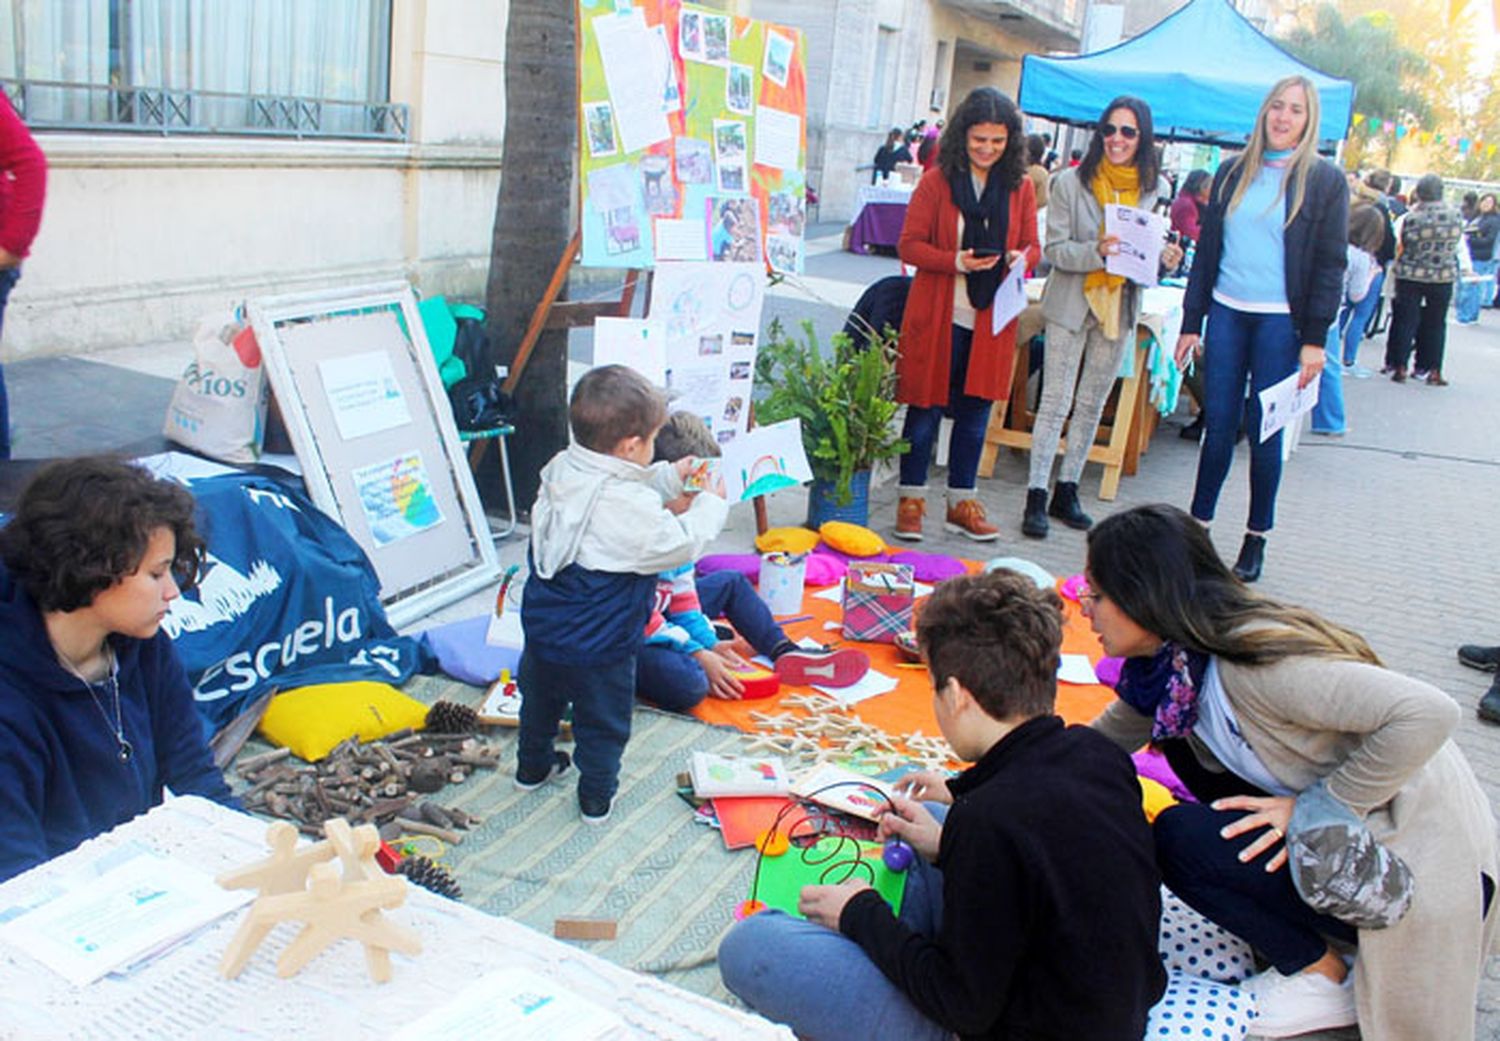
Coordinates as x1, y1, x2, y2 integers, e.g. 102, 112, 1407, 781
745, 780, 901, 909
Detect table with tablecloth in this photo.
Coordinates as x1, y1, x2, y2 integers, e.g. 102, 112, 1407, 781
846, 184, 914, 253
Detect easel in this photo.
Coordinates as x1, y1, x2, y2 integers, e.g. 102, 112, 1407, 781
503, 229, 772, 534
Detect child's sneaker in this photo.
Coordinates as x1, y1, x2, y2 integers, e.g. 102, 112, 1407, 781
774, 646, 870, 688
579, 791, 613, 824
515, 750, 571, 791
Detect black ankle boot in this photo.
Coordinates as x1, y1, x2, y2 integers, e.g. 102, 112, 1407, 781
1021, 488, 1049, 538
1232, 533, 1266, 583
1047, 481, 1093, 530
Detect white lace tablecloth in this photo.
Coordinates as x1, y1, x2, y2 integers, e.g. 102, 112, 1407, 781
0, 797, 791, 1041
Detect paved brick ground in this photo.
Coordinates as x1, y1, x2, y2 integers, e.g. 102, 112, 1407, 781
744, 238, 1500, 1038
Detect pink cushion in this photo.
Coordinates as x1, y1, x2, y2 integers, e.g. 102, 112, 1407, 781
803, 553, 846, 587
887, 550, 968, 583
1094, 655, 1124, 688
811, 544, 889, 567
1058, 573, 1088, 601
696, 554, 762, 581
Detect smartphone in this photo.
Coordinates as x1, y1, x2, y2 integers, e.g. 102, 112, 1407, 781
969, 246, 1004, 257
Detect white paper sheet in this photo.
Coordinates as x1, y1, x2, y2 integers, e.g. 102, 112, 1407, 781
1103, 204, 1166, 286
654, 218, 708, 261
406, 968, 624, 1039
1056, 653, 1099, 685
814, 667, 900, 706
318, 351, 411, 441
592, 11, 671, 154
753, 105, 801, 171
718, 418, 812, 500
1257, 370, 1319, 443
592, 317, 668, 386
989, 260, 1029, 336
0, 848, 250, 986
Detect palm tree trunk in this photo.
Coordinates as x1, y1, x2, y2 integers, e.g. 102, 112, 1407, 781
484, 2, 576, 514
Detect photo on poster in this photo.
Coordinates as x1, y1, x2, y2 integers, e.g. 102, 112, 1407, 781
699, 334, 724, 356
723, 396, 744, 426
730, 330, 756, 349
639, 153, 677, 216
713, 120, 748, 193
603, 206, 642, 254
676, 137, 714, 184
730, 360, 752, 380
702, 13, 730, 64
763, 28, 794, 87
707, 196, 762, 262
726, 63, 753, 115
716, 429, 737, 444
768, 190, 806, 237
679, 10, 704, 61
583, 101, 618, 158
767, 233, 802, 273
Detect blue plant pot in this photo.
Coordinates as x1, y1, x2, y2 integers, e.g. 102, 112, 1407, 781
805, 471, 871, 529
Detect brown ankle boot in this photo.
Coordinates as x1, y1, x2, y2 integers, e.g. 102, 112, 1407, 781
944, 498, 999, 541
894, 497, 926, 541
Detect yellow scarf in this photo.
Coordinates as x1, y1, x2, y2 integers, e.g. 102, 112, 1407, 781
1083, 161, 1141, 339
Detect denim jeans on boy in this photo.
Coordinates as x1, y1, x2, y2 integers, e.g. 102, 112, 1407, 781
1310, 315, 1348, 434
0, 267, 21, 460
719, 805, 951, 1041
1340, 267, 1383, 367
517, 648, 635, 804
636, 570, 788, 712
1154, 803, 1357, 975
899, 325, 994, 490
1190, 302, 1301, 533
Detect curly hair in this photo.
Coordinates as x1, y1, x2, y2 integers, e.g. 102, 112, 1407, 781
1076, 95, 1159, 193
916, 570, 1062, 721
0, 457, 205, 613
935, 87, 1026, 192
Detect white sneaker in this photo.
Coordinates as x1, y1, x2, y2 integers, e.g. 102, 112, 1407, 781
1242, 965, 1356, 1038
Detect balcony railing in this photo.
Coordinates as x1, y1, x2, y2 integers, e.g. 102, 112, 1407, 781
3, 79, 409, 141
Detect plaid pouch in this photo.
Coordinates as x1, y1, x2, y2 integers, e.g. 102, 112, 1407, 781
841, 562, 915, 644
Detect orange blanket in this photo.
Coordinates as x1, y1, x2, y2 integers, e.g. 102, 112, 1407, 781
691, 579, 1115, 747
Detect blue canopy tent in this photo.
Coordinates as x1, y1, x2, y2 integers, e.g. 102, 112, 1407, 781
1019, 0, 1354, 145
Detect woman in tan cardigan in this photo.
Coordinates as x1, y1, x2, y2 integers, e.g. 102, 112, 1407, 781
1084, 504, 1497, 1040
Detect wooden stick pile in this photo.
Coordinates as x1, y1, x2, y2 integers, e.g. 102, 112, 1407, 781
743, 693, 956, 771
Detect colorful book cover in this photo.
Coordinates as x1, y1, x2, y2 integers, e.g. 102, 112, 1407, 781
789, 763, 897, 822
689, 751, 791, 798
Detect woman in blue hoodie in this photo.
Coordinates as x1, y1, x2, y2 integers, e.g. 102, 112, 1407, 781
0, 457, 235, 882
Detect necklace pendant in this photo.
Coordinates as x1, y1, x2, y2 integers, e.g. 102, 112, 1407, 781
118, 740, 134, 764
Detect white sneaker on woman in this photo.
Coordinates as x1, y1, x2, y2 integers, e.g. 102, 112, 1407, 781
1241, 965, 1356, 1037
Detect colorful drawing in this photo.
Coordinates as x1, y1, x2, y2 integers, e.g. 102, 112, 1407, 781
583, 101, 618, 158
352, 452, 444, 547
675, 137, 714, 184
727, 63, 753, 115
763, 28, 793, 87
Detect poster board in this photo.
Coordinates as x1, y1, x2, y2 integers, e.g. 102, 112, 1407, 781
248, 283, 499, 627
577, 0, 808, 273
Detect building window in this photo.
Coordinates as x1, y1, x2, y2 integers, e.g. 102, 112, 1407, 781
0, 0, 403, 140
866, 26, 896, 130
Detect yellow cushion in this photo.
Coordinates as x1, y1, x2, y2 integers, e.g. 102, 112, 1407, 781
258, 681, 429, 761
1138, 775, 1178, 823
755, 526, 821, 555
818, 520, 886, 557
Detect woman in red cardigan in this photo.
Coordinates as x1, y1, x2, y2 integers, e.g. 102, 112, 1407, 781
894, 87, 1039, 541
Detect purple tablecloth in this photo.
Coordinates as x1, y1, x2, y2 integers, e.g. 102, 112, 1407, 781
848, 201, 908, 253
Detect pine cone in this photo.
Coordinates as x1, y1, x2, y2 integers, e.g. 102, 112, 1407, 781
426, 699, 479, 734
398, 854, 462, 900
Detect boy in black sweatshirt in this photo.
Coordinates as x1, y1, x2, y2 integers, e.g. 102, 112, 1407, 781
720, 570, 1165, 1040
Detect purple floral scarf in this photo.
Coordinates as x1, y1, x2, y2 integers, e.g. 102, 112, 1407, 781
1115, 641, 1209, 741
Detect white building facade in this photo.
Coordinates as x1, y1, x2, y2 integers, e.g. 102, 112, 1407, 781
2, 0, 506, 359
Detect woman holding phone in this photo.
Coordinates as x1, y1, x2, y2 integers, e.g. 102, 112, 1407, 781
1023, 96, 1180, 539
891, 87, 1040, 542
1174, 76, 1347, 583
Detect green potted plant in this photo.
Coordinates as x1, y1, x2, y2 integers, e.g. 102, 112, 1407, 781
753, 317, 907, 528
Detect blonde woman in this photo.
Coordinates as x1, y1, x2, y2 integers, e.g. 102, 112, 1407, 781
1174, 76, 1348, 582
1024, 95, 1180, 539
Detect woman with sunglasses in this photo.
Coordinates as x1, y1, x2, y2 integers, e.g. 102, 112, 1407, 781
891, 86, 1040, 542
0, 457, 236, 883
1022, 96, 1181, 539
1174, 75, 1348, 583
1083, 503, 1497, 1040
